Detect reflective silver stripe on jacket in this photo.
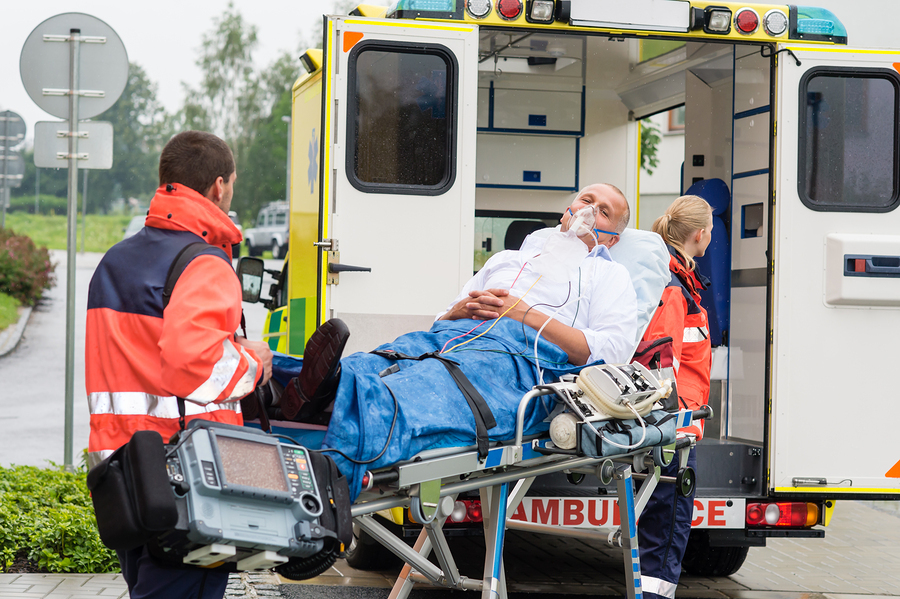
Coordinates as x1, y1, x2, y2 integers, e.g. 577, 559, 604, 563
186, 339, 259, 404
672, 356, 680, 373
683, 326, 709, 343
642, 575, 678, 599
89, 392, 241, 418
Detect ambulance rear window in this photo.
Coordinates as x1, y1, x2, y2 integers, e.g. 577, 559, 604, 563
347, 42, 457, 195
798, 68, 900, 212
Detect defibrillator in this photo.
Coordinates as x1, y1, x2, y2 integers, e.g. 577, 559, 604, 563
88, 419, 351, 579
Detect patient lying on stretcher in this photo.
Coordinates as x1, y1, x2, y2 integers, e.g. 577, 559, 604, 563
253, 184, 670, 497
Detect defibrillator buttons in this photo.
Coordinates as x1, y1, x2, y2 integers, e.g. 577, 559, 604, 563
281, 447, 315, 497
201, 460, 219, 487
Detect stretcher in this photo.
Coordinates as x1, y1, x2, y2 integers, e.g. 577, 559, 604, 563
341, 381, 711, 599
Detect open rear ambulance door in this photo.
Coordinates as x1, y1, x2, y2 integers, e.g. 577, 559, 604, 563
317, 16, 478, 354
772, 46, 900, 497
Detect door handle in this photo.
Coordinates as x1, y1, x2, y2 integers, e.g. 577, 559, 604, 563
844, 254, 900, 277
328, 263, 371, 273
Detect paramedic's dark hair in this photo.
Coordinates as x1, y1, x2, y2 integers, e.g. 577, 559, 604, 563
159, 131, 235, 197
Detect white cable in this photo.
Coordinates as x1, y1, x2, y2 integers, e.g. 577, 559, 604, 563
597, 401, 648, 451
532, 294, 586, 385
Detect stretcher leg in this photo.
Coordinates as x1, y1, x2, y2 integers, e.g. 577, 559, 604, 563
356, 515, 444, 584
480, 483, 510, 599
388, 528, 430, 599
616, 465, 643, 599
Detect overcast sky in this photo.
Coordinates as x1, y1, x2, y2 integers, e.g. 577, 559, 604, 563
2, 1, 389, 144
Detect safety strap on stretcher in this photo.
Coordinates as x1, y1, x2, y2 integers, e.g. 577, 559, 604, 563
371, 349, 497, 460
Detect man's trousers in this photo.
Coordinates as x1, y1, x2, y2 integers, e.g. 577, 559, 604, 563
117, 545, 230, 599
638, 446, 697, 599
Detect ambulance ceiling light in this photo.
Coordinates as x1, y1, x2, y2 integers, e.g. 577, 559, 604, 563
763, 9, 788, 37
703, 7, 732, 34
466, 0, 491, 18
497, 0, 523, 20
734, 8, 759, 35
527, 0, 555, 24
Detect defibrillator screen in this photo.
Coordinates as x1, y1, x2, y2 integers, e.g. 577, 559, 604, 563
216, 436, 289, 493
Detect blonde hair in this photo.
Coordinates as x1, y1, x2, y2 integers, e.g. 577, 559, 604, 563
652, 195, 713, 271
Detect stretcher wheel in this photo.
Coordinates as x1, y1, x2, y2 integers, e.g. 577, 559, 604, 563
653, 443, 676, 468
566, 472, 585, 485
676, 467, 695, 497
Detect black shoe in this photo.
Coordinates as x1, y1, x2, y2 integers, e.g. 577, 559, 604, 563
281, 318, 349, 421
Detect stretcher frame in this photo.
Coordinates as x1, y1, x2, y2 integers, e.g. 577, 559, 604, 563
348, 385, 698, 599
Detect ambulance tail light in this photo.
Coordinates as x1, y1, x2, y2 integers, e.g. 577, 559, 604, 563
746, 502, 820, 528
446, 499, 484, 524
790, 6, 848, 43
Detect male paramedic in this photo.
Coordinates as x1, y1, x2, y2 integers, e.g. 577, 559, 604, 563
85, 130, 273, 599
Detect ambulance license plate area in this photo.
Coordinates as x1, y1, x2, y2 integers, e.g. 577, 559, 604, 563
510, 497, 745, 529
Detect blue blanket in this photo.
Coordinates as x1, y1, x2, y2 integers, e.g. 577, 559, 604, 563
273, 319, 597, 500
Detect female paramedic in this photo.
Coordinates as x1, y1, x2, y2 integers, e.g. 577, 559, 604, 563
638, 195, 713, 599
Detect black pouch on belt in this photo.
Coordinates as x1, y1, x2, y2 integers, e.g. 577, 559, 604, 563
86, 430, 178, 551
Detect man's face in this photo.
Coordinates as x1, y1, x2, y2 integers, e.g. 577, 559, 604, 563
560, 184, 626, 249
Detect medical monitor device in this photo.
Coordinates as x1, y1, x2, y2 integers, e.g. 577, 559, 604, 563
158, 420, 328, 570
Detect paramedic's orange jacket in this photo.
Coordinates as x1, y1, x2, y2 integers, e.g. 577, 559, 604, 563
85, 184, 262, 467
642, 246, 711, 439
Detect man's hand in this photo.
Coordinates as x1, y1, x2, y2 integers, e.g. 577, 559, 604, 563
441, 289, 529, 321
236, 337, 273, 385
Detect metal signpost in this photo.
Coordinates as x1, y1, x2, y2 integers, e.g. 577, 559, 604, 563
0, 110, 26, 228
20, 13, 127, 468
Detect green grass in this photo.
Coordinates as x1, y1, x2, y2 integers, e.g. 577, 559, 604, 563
4, 213, 133, 253
0, 293, 19, 331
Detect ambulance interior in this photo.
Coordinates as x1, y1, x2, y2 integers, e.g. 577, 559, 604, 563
473, 30, 771, 496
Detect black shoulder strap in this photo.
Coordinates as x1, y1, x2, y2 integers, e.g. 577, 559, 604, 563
161, 241, 230, 430
162, 242, 230, 309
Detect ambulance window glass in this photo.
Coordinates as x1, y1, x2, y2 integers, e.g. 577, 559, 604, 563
348, 43, 457, 195
799, 69, 899, 211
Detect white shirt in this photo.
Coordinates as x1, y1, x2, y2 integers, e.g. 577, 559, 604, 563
437, 232, 638, 364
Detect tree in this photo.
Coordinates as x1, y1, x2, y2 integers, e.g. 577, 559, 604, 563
180, 3, 262, 175
640, 121, 661, 176
88, 63, 168, 212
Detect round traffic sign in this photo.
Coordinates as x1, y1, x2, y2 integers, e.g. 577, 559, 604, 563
0, 111, 27, 143
20, 13, 128, 120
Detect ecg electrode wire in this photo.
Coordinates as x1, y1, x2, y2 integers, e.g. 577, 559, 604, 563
314, 384, 400, 465
520, 282, 571, 348
443, 275, 542, 354
438, 260, 532, 354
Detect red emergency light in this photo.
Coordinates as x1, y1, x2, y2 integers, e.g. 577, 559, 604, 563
497, 0, 523, 20
746, 502, 819, 527
735, 8, 760, 34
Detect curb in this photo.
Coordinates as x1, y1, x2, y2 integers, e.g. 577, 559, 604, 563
0, 305, 33, 358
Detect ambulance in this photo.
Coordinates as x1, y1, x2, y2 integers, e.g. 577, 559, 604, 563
255, 0, 900, 575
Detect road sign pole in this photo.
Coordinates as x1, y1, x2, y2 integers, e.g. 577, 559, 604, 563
1, 116, 8, 229
81, 170, 88, 253
35, 168, 40, 215
63, 28, 81, 470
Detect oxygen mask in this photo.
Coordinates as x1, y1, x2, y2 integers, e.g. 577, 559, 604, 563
566, 206, 596, 238
530, 207, 592, 283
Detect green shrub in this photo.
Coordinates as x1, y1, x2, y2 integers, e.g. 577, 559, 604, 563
0, 465, 118, 573
0, 229, 55, 306
0, 292, 18, 330
8, 195, 70, 216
